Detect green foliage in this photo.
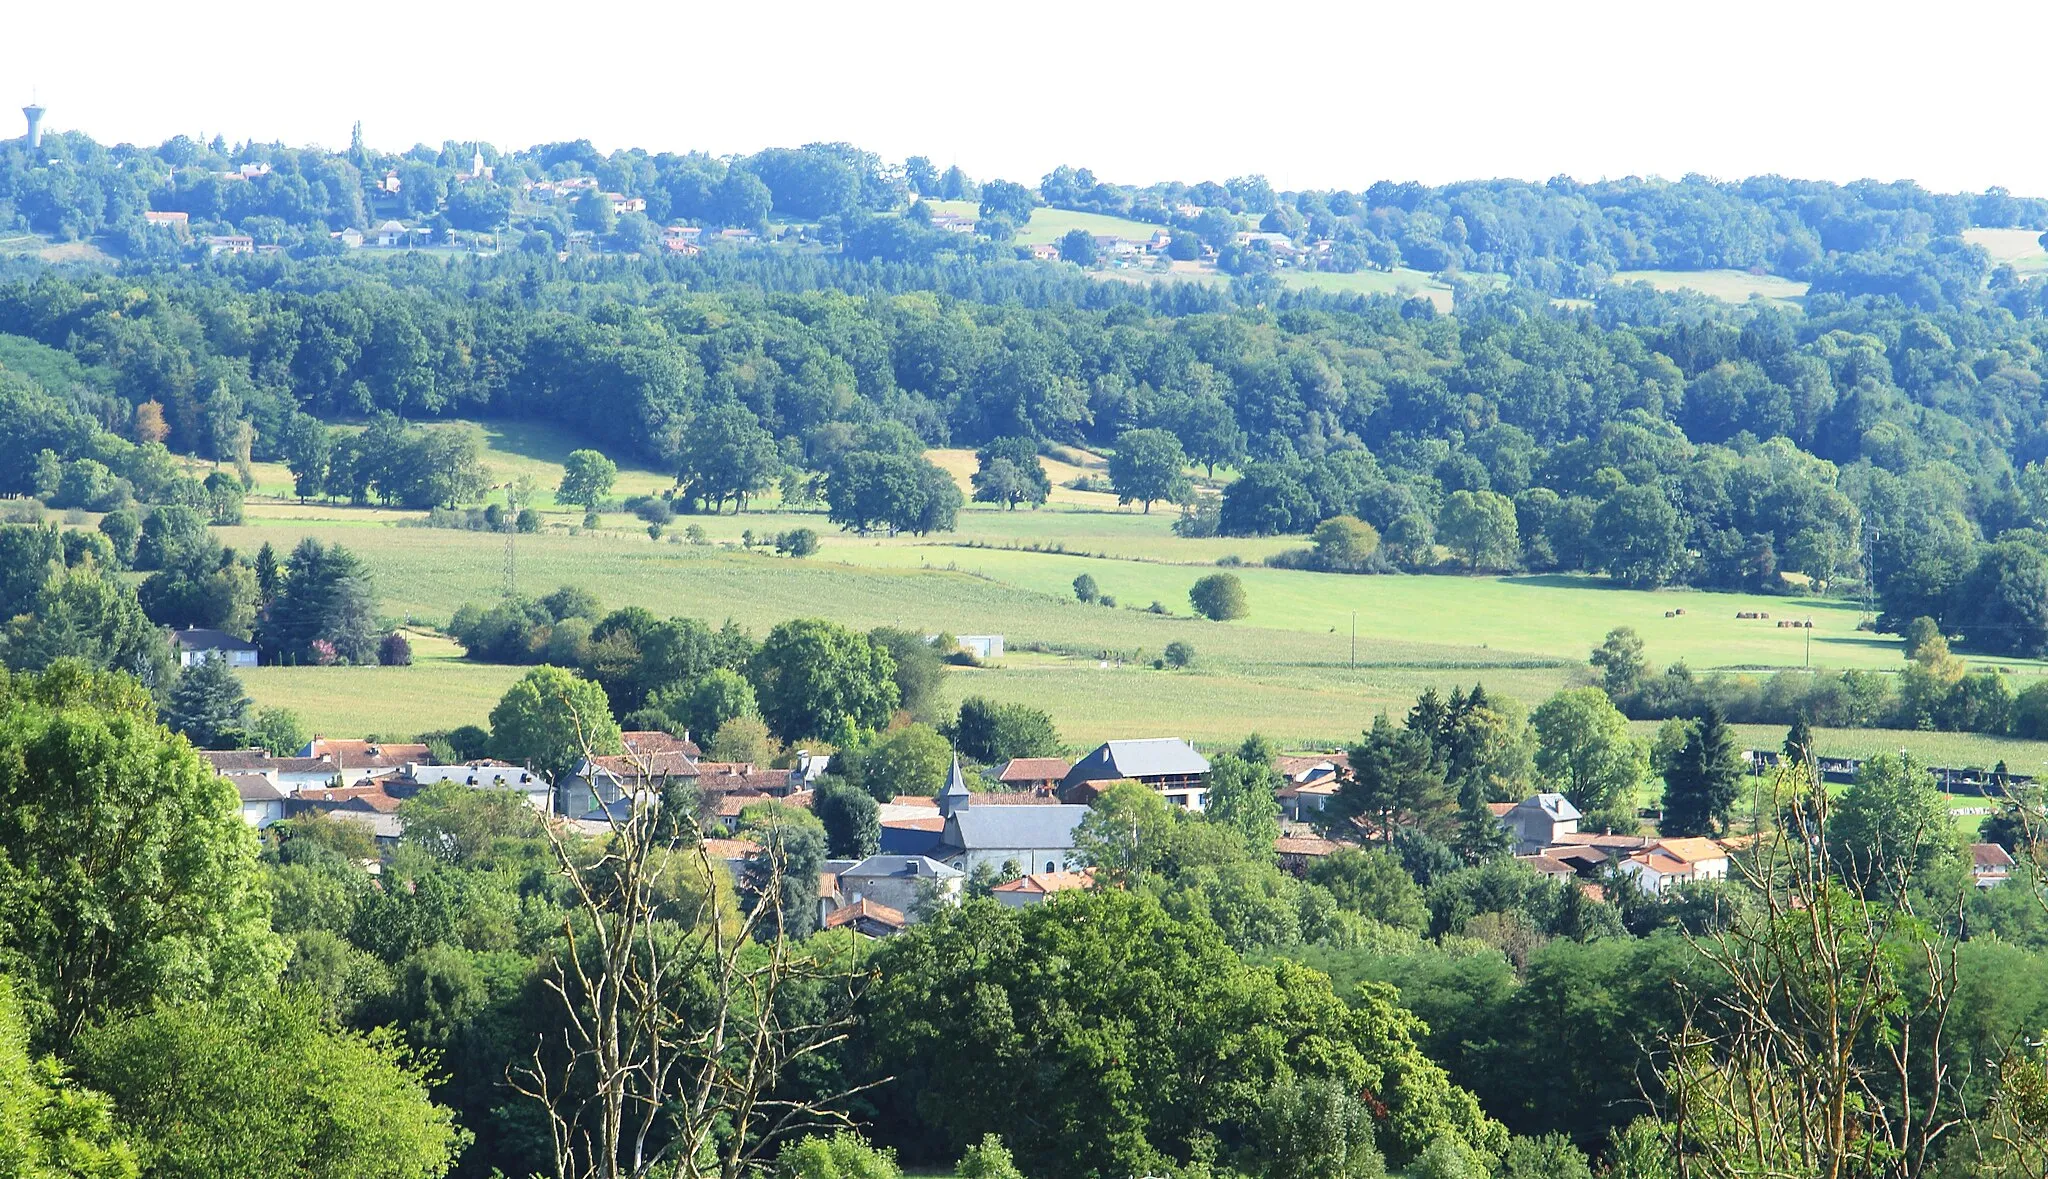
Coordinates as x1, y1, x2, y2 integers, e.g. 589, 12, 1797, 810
556, 448, 617, 510
1071, 573, 1098, 603
1205, 746, 1282, 850
256, 539, 379, 665
1313, 515, 1381, 571
955, 1134, 1026, 1179
707, 713, 772, 763
1589, 626, 1647, 697
1438, 490, 1520, 571
1309, 849, 1429, 933
1827, 753, 1966, 893
776, 1131, 900, 1179
812, 779, 882, 858
848, 724, 953, 802
250, 706, 309, 757
162, 657, 253, 749
859, 891, 1503, 1179
487, 665, 622, 782
0, 974, 138, 1179
2, 565, 176, 690
750, 619, 899, 742
1188, 572, 1249, 621
826, 450, 960, 536
1530, 688, 1646, 833
869, 627, 947, 721
0, 663, 283, 1048
1659, 704, 1741, 837
1109, 428, 1192, 513
76, 989, 465, 1179
775, 527, 821, 557
1163, 640, 1197, 668
946, 696, 1061, 763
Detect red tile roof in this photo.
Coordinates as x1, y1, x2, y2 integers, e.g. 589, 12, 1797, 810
1972, 843, 2016, 871
622, 730, 703, 757
997, 757, 1072, 784
823, 898, 906, 931
992, 870, 1095, 895
306, 739, 431, 766
1274, 836, 1345, 857
881, 815, 946, 832
701, 837, 762, 859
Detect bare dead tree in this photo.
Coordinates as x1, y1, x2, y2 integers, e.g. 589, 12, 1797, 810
508, 710, 883, 1179
1643, 757, 1972, 1179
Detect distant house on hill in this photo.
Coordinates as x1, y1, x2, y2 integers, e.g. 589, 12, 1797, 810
1972, 842, 2016, 887
375, 219, 408, 247
1498, 793, 1581, 854
822, 898, 907, 938
169, 627, 258, 668
1061, 738, 1210, 809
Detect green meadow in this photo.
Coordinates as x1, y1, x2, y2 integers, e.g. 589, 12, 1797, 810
224, 421, 2048, 758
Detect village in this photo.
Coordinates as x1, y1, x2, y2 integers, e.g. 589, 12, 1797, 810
202, 721, 2024, 939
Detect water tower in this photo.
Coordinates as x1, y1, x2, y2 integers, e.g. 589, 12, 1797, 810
22, 102, 44, 150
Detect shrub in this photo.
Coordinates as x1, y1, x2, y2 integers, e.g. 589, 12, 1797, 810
1189, 572, 1249, 621
515, 507, 541, 533
1163, 640, 1196, 668
629, 496, 675, 526
378, 632, 413, 666
776, 527, 820, 557
1072, 573, 1098, 603
684, 524, 708, 545
583, 510, 600, 529
647, 522, 664, 540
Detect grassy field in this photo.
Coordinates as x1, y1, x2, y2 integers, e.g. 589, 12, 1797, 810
1277, 269, 1456, 311
1611, 269, 1809, 304
922, 199, 1167, 248
220, 422, 2048, 755
1964, 227, 2048, 275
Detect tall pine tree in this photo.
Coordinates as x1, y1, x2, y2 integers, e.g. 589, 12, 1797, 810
1662, 704, 1743, 837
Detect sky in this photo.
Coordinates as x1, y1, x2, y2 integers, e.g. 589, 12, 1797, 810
7, 0, 2045, 196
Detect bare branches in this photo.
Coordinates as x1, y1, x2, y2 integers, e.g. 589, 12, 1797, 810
508, 719, 881, 1179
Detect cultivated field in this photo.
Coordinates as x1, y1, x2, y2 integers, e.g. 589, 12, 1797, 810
1277, 269, 1456, 311
1963, 227, 2048, 274
1611, 269, 1810, 304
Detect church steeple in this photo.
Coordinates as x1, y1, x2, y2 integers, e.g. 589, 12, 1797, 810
937, 758, 971, 817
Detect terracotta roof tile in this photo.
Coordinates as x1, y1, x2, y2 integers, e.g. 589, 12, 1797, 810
992, 869, 1095, 894
823, 898, 906, 931
997, 757, 1072, 783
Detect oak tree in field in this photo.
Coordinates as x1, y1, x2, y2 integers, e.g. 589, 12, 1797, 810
558, 448, 618, 512
1109, 429, 1191, 514
1189, 572, 1249, 621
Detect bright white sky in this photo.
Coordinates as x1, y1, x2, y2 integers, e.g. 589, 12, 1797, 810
7, 0, 2044, 196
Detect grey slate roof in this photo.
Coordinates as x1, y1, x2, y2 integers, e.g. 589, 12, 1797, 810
1516, 793, 1582, 822
1063, 738, 1209, 785
939, 805, 1091, 853
227, 773, 285, 802
169, 627, 257, 652
843, 855, 962, 880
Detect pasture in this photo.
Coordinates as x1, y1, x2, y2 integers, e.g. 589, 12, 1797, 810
1611, 269, 1809, 304
1277, 269, 1456, 311
222, 421, 2048, 754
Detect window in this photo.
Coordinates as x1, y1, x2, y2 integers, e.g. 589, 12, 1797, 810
1045, 861, 1055, 873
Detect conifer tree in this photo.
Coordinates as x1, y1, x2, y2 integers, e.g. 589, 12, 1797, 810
1663, 704, 1743, 837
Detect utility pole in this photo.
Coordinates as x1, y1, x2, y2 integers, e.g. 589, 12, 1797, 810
502, 483, 518, 598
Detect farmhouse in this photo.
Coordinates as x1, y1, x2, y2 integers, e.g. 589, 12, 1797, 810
1060, 738, 1210, 809
1972, 842, 2015, 887
228, 773, 287, 828
204, 234, 253, 255
169, 626, 258, 668
835, 854, 962, 916
142, 210, 189, 234
299, 737, 433, 786
1618, 838, 1731, 894
1497, 793, 1581, 854
375, 219, 408, 247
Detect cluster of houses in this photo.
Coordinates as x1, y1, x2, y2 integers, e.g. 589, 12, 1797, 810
206, 725, 2029, 939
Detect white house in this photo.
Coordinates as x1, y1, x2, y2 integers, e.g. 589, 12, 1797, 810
398, 761, 551, 811
229, 773, 287, 828
375, 219, 408, 247
1618, 838, 1732, 894
169, 627, 258, 668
